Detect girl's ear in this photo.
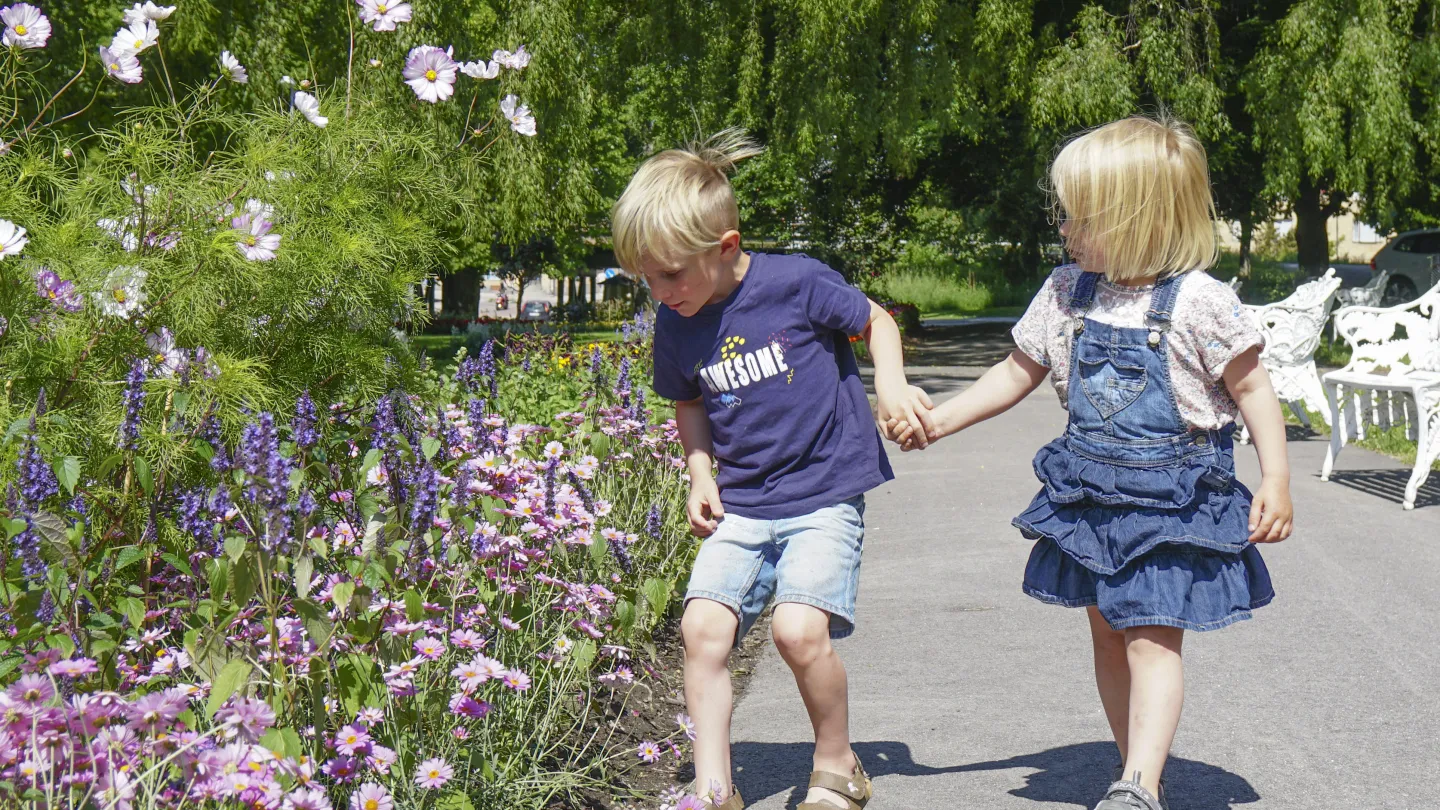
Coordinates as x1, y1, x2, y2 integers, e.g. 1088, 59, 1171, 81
718, 229, 742, 257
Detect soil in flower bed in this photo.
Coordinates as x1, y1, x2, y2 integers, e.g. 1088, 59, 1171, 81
553, 611, 775, 809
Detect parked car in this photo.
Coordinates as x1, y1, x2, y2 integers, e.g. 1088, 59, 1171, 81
1370, 228, 1440, 304
518, 301, 551, 322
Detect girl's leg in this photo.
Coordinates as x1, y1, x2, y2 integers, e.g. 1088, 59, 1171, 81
683, 599, 741, 803
771, 603, 856, 809
1122, 625, 1185, 796
1086, 606, 1131, 762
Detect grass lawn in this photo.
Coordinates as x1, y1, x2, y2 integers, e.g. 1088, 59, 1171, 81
408, 327, 625, 367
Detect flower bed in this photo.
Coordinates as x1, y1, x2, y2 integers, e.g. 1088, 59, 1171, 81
0, 322, 701, 809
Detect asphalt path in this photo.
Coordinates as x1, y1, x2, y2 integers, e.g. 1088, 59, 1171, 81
726, 359, 1440, 810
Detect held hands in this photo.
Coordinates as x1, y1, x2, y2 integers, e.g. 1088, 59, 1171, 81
876, 383, 937, 450
1247, 476, 1293, 543
687, 473, 725, 537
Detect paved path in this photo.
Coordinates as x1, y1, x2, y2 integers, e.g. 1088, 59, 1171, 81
728, 357, 1440, 810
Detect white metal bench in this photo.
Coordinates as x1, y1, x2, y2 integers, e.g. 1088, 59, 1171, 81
1240, 269, 1342, 443
1320, 278, 1440, 509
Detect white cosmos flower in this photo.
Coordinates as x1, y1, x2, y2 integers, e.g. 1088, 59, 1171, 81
403, 45, 458, 104
94, 265, 147, 320
100, 46, 143, 84
1, 3, 51, 49
123, 2, 174, 25
98, 216, 140, 251
219, 50, 247, 83
0, 219, 26, 258
292, 91, 327, 128
232, 213, 281, 261
144, 328, 183, 378
499, 94, 537, 137
460, 60, 500, 80
111, 20, 158, 55
357, 0, 411, 32
280, 75, 294, 85
492, 45, 530, 70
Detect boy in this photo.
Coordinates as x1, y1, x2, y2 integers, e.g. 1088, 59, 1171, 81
612, 129, 931, 810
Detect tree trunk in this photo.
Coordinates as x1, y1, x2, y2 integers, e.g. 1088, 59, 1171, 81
1294, 176, 1330, 275
588, 273, 596, 304
514, 274, 526, 318
443, 267, 480, 317
1238, 212, 1253, 278
556, 275, 565, 309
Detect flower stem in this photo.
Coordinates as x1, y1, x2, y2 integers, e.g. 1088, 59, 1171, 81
155, 41, 179, 107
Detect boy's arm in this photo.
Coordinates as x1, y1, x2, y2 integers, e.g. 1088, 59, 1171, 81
1222, 347, 1293, 543
898, 350, 1048, 447
675, 397, 724, 536
862, 299, 936, 447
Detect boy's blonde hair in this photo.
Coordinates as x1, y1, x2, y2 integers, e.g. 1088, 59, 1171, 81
1049, 115, 1217, 281
612, 128, 763, 272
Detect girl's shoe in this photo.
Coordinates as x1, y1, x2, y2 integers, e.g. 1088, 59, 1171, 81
1111, 766, 1169, 810
797, 754, 872, 810
1094, 776, 1162, 810
683, 782, 744, 809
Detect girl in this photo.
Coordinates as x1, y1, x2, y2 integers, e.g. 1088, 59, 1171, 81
893, 116, 1292, 810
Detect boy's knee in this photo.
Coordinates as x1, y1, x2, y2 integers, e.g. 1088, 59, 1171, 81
682, 600, 738, 658
770, 605, 831, 666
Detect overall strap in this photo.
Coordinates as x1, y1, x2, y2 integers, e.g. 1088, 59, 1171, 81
1145, 273, 1184, 329
1069, 271, 1102, 311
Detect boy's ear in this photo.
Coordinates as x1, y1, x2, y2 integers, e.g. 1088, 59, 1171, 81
718, 229, 742, 257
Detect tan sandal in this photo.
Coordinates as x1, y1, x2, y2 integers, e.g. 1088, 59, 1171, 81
684, 781, 744, 810
797, 754, 872, 810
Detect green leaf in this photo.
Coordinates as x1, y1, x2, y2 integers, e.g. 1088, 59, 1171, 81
295, 598, 334, 647
31, 513, 78, 571
94, 453, 124, 481
52, 457, 80, 495
331, 581, 355, 615
481, 496, 505, 524
587, 536, 607, 566
259, 727, 301, 758
88, 638, 117, 655
292, 555, 313, 599
205, 659, 253, 719
161, 553, 195, 579
117, 596, 146, 629
642, 577, 673, 626
231, 555, 258, 606
224, 536, 246, 563
45, 634, 75, 657
208, 558, 229, 601
613, 599, 636, 635
436, 792, 476, 810
421, 436, 441, 460
133, 456, 153, 496
194, 441, 215, 463
1, 518, 26, 539
361, 519, 383, 557
113, 546, 146, 573
172, 391, 192, 417
572, 639, 597, 672
359, 448, 381, 478
403, 589, 425, 622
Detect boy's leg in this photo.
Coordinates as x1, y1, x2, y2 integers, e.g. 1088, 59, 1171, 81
682, 599, 741, 803
1122, 625, 1185, 796
771, 603, 856, 808
1086, 606, 1131, 763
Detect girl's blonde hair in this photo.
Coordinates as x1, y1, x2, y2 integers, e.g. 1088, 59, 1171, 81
1049, 115, 1217, 281
611, 128, 763, 272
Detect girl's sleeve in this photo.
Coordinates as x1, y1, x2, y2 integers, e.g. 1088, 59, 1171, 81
1011, 270, 1063, 367
1191, 278, 1265, 380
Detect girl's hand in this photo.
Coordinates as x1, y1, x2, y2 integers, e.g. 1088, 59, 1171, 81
687, 475, 725, 537
1248, 477, 1293, 543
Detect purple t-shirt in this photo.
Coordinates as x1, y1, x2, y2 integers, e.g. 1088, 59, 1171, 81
652, 252, 893, 520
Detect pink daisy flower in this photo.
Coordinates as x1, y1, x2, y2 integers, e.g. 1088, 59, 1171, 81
414, 757, 453, 789
349, 782, 392, 810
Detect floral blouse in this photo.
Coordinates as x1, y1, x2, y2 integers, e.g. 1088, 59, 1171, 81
1012, 265, 1264, 430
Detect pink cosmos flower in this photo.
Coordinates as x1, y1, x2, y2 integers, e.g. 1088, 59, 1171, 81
322, 756, 360, 784
284, 787, 333, 810
450, 629, 485, 650
414, 757, 453, 789
219, 696, 276, 742
2, 3, 51, 49
675, 797, 708, 810
365, 744, 397, 774
450, 660, 487, 692
349, 782, 393, 810
413, 636, 446, 660
637, 741, 662, 764
676, 713, 696, 740
333, 724, 372, 756
355, 707, 384, 726
501, 669, 531, 692
232, 213, 281, 261
49, 658, 98, 678
403, 45, 457, 104
8, 674, 52, 706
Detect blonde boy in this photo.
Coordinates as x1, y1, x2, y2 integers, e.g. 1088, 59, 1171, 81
613, 129, 930, 810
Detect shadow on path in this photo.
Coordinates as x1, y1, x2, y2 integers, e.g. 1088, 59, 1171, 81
731, 741, 1259, 809
1323, 468, 1440, 509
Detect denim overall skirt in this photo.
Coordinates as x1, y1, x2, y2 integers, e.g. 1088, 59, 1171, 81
1014, 272, 1275, 631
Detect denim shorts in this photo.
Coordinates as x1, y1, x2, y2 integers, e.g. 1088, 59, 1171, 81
684, 496, 866, 647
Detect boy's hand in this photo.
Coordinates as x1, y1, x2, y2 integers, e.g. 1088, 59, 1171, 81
877, 384, 935, 448
1247, 477, 1293, 543
887, 416, 937, 452
687, 475, 725, 537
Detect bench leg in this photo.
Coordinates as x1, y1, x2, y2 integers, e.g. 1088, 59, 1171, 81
1404, 396, 1440, 511
1322, 381, 1346, 482
1298, 362, 1330, 427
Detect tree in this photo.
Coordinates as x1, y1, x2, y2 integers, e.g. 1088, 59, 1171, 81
1245, 0, 1436, 273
